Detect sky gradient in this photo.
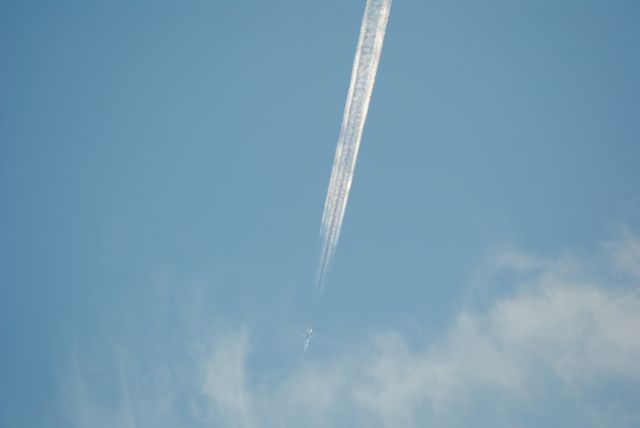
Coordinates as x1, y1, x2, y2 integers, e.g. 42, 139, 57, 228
1, 1, 640, 427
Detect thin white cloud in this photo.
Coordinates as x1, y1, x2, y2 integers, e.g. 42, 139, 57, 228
607, 225, 640, 277
60, 231, 640, 427
198, 330, 255, 428
59, 348, 177, 428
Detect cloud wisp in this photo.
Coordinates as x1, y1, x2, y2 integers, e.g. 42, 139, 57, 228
317, 0, 392, 292
59, 230, 640, 427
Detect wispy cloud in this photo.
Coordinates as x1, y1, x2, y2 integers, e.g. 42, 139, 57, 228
59, 230, 640, 427
607, 225, 640, 277
198, 330, 255, 428
59, 349, 177, 428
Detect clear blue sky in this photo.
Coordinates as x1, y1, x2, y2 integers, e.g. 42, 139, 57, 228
2, 1, 640, 427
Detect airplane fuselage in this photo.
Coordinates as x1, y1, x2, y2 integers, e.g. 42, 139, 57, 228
301, 327, 314, 351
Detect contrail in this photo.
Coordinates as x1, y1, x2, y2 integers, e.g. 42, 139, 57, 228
316, 0, 392, 292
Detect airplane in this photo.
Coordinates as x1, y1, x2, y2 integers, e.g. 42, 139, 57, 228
298, 325, 316, 351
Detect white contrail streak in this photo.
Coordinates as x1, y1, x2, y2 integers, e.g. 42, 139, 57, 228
316, 0, 392, 292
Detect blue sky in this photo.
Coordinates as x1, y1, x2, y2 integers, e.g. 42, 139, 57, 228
2, 1, 640, 427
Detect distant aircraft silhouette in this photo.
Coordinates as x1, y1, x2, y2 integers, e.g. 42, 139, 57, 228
297, 325, 316, 351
